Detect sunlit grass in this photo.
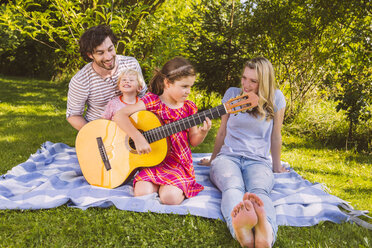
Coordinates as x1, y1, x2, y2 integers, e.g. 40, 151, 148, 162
1, 103, 63, 116
0, 76, 77, 171
281, 135, 371, 212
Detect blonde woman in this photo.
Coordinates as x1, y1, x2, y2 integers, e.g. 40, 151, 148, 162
199, 57, 288, 247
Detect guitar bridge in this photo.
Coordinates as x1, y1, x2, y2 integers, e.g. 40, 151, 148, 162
96, 137, 111, 171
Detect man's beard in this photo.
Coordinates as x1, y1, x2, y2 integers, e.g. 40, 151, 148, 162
98, 56, 116, 70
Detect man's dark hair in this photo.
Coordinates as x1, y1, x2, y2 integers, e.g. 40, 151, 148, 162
79, 25, 118, 62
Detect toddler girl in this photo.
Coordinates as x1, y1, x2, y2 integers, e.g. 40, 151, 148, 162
102, 69, 146, 120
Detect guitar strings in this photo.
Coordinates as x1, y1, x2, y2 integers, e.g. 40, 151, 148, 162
97, 96, 250, 152
145, 97, 251, 143
144, 105, 226, 143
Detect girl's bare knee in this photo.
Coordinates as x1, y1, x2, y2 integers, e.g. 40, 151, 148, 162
159, 185, 184, 205
134, 181, 158, 196
160, 194, 183, 205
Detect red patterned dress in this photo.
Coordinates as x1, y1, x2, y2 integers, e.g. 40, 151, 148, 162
133, 92, 204, 198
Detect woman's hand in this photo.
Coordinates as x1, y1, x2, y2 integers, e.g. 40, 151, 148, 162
197, 158, 211, 166
273, 164, 289, 173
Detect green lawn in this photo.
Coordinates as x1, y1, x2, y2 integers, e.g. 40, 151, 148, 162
0, 76, 371, 247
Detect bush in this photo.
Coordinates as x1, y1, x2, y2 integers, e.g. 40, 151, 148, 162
188, 88, 222, 110
285, 99, 371, 152
0, 38, 59, 80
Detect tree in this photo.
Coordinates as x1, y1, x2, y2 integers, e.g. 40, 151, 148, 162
184, 0, 349, 114
128, 0, 198, 81
249, 0, 371, 150
329, 0, 371, 150
243, 0, 343, 118
185, 0, 247, 98
0, 0, 165, 76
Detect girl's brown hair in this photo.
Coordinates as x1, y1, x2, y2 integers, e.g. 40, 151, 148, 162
149, 57, 196, 95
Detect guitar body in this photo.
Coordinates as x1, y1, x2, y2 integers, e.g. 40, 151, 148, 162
75, 111, 168, 188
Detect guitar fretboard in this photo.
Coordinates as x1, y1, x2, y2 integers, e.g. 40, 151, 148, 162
142, 104, 227, 144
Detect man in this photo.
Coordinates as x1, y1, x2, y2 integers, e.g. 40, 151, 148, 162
66, 25, 147, 130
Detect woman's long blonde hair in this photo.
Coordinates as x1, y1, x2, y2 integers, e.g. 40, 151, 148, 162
243, 57, 276, 121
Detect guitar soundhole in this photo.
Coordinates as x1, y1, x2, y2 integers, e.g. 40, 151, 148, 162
128, 138, 136, 150
126, 129, 145, 154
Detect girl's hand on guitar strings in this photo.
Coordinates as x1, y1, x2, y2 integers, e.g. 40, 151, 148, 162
199, 117, 212, 133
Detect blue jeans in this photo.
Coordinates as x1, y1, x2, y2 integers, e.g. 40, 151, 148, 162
210, 154, 277, 243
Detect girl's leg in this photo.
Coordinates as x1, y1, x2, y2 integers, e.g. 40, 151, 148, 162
210, 155, 256, 246
158, 185, 185, 205
134, 181, 159, 197
242, 162, 277, 247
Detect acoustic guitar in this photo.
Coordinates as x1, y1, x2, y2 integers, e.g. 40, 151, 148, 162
75, 92, 258, 188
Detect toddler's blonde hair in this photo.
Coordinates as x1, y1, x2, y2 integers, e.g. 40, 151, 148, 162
117, 69, 146, 94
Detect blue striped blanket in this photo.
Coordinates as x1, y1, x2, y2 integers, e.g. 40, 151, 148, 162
0, 141, 362, 227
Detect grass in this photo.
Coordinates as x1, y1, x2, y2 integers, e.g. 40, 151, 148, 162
0, 75, 371, 247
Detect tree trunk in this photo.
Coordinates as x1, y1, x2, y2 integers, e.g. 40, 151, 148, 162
346, 119, 354, 151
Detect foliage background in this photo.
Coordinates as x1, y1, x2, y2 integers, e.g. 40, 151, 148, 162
0, 0, 371, 150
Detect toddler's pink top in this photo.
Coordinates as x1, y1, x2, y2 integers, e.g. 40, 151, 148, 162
101, 96, 137, 120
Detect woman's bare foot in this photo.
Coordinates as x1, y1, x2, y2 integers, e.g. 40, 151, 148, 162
231, 200, 257, 248
246, 193, 273, 248
243, 192, 262, 203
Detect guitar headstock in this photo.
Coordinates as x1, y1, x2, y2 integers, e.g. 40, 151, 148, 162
224, 92, 259, 114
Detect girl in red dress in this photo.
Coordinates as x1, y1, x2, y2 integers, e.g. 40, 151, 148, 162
114, 57, 211, 205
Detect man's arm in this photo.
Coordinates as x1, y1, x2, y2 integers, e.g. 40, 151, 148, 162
66, 73, 89, 131
67, 115, 88, 131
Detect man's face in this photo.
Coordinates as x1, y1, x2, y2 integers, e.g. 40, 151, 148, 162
88, 36, 116, 71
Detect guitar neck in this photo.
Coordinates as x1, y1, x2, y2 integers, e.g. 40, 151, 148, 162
143, 104, 227, 144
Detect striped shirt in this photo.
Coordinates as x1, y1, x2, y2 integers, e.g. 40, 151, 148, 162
66, 55, 147, 122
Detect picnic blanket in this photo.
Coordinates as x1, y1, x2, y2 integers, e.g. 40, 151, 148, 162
1, 141, 370, 228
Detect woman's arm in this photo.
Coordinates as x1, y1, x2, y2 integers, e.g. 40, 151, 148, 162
113, 101, 150, 155
198, 114, 229, 166
271, 107, 287, 173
